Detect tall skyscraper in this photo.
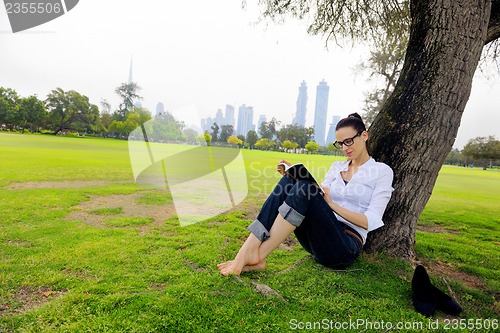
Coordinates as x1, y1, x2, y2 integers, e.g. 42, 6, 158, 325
225, 104, 235, 127
127, 57, 135, 111
326, 115, 341, 145
237, 104, 254, 136
203, 116, 215, 132
246, 106, 255, 133
215, 109, 224, 126
293, 81, 307, 127
236, 105, 245, 136
313, 80, 330, 146
128, 57, 133, 84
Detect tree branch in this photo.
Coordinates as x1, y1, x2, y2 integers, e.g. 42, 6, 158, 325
485, 0, 500, 44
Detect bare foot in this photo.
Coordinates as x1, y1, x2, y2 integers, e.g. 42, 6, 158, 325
217, 248, 260, 276
241, 259, 266, 272
218, 260, 265, 273
216, 261, 232, 270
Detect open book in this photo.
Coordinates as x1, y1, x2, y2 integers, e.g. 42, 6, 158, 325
278, 163, 325, 194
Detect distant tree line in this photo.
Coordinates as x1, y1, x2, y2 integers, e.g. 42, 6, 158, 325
445, 136, 500, 169
3, 85, 497, 163
0, 85, 133, 137
0, 84, 187, 142
205, 116, 345, 155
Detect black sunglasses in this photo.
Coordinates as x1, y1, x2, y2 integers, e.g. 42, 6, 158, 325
333, 131, 363, 149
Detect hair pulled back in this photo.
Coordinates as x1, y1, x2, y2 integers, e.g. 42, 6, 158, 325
335, 113, 366, 132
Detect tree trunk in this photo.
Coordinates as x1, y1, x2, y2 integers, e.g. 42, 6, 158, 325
365, 0, 492, 259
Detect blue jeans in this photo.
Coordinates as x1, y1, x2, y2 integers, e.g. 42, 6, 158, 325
248, 175, 363, 268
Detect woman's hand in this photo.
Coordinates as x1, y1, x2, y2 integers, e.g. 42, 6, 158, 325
276, 159, 291, 175
320, 185, 333, 204
321, 184, 368, 230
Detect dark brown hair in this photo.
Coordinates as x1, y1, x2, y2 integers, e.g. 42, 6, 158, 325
335, 113, 366, 132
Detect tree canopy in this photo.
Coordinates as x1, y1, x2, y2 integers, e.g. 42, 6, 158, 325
276, 124, 314, 148
0, 87, 20, 126
114, 82, 142, 120
46, 88, 99, 135
462, 136, 500, 169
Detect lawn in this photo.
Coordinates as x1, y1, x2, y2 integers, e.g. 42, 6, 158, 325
0, 132, 498, 332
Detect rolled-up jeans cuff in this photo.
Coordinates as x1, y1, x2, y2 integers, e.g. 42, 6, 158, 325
247, 219, 270, 242
278, 202, 305, 227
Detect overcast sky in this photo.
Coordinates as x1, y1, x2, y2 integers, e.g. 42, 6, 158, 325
1, 0, 498, 149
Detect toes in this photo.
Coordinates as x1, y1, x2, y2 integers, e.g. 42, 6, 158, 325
217, 261, 232, 270
220, 267, 233, 276
220, 264, 241, 276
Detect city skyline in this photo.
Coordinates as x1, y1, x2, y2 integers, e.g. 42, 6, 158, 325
199, 80, 338, 145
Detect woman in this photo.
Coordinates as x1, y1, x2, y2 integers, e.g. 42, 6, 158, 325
217, 113, 394, 276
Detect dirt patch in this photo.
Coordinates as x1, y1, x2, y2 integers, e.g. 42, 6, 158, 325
183, 259, 206, 272
62, 268, 96, 281
417, 224, 460, 235
207, 220, 225, 226
4, 239, 32, 248
278, 236, 298, 251
150, 283, 166, 291
65, 191, 176, 232
6, 180, 115, 190
228, 194, 267, 218
0, 286, 65, 317
420, 259, 485, 290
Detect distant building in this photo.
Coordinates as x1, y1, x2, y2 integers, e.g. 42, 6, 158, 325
224, 104, 235, 127
313, 80, 329, 146
215, 109, 224, 126
202, 116, 215, 132
202, 105, 234, 133
127, 57, 136, 111
128, 57, 133, 84
237, 104, 255, 136
293, 80, 307, 127
156, 103, 165, 117
257, 115, 267, 134
326, 115, 341, 145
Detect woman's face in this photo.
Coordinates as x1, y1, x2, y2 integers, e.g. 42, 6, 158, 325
335, 126, 368, 160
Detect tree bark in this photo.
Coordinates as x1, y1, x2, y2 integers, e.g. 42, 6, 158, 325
365, 0, 493, 259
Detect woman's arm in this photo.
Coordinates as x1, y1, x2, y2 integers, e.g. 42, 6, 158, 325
320, 186, 369, 229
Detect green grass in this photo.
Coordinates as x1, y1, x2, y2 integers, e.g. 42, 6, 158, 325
103, 217, 155, 227
89, 207, 124, 215
0, 132, 498, 332
417, 166, 500, 293
136, 191, 173, 205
